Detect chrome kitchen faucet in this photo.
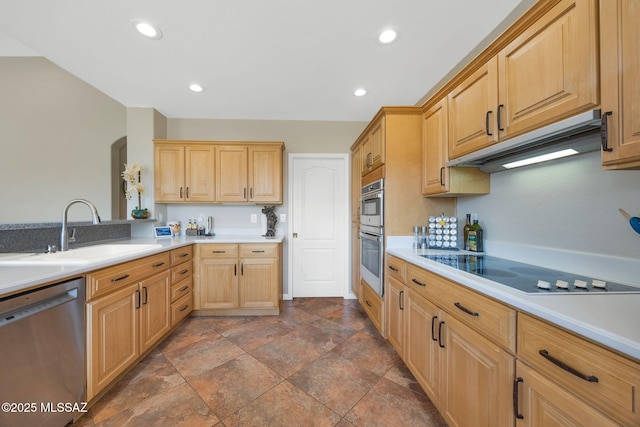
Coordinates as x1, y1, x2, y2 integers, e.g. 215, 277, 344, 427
60, 199, 101, 251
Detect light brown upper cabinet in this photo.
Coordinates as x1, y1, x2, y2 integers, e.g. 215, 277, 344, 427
360, 118, 385, 175
155, 140, 284, 204
154, 142, 215, 203
422, 97, 489, 196
448, 0, 599, 160
216, 144, 283, 204
600, 0, 640, 169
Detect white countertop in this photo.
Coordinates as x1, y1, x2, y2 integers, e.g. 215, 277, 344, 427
387, 247, 640, 362
0, 235, 283, 297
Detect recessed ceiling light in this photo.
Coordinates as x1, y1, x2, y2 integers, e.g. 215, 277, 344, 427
189, 83, 204, 93
354, 88, 367, 97
377, 27, 399, 45
131, 19, 162, 40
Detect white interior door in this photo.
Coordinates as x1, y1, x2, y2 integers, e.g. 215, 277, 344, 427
290, 155, 348, 297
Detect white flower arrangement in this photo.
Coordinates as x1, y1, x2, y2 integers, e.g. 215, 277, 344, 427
122, 162, 148, 217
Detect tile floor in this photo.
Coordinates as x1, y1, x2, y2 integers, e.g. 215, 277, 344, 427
72, 298, 447, 427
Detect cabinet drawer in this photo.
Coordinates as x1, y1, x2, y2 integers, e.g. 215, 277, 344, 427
171, 292, 193, 326
170, 278, 192, 303
407, 264, 516, 351
361, 279, 384, 334
386, 255, 406, 283
171, 261, 192, 284
199, 244, 238, 258
170, 246, 193, 266
239, 243, 279, 258
518, 313, 640, 426
87, 252, 171, 300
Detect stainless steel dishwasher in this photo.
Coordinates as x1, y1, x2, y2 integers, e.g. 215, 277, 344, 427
0, 277, 85, 427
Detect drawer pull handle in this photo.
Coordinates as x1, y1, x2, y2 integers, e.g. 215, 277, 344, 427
179, 304, 190, 312
152, 262, 165, 268
388, 265, 399, 272
179, 285, 189, 292
365, 300, 372, 307
111, 274, 130, 283
431, 316, 438, 341
438, 321, 445, 348
212, 250, 226, 253
411, 278, 426, 287
179, 253, 189, 258
454, 302, 479, 317
252, 250, 265, 253
513, 377, 524, 420
179, 269, 189, 275
538, 350, 599, 383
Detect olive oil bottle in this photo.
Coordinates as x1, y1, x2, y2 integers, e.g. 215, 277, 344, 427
463, 214, 472, 250
467, 214, 484, 252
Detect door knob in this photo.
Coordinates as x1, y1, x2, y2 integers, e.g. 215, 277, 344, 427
293, 233, 298, 238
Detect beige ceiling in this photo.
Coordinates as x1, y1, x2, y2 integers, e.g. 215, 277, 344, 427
0, 0, 534, 121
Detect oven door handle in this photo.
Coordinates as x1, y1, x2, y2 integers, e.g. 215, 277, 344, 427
359, 231, 382, 242
361, 192, 382, 202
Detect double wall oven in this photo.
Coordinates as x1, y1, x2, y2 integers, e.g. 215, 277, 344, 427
360, 179, 384, 296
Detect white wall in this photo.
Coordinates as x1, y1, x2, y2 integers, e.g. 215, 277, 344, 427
0, 57, 126, 223
457, 144, 640, 261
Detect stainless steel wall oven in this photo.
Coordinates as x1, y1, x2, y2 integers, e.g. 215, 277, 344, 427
360, 178, 384, 296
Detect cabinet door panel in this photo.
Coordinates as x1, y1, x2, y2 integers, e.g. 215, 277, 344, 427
601, 0, 640, 168
248, 146, 282, 203
405, 289, 440, 405
216, 146, 248, 202
385, 276, 405, 357
139, 271, 171, 353
154, 145, 185, 202
448, 58, 499, 159
422, 97, 449, 194
200, 258, 238, 308
441, 315, 514, 427
498, 0, 599, 139
185, 145, 215, 202
86, 283, 139, 400
240, 258, 278, 308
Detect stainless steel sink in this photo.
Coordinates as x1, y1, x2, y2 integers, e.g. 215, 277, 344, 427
0, 244, 163, 266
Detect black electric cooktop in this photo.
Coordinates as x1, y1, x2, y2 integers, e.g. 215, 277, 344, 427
419, 254, 640, 294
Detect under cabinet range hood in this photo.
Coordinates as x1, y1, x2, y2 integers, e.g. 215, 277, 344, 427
446, 110, 602, 173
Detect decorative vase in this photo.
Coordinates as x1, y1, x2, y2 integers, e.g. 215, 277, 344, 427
131, 208, 149, 219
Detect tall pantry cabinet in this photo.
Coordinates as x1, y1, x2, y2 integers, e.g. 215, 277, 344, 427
350, 107, 454, 335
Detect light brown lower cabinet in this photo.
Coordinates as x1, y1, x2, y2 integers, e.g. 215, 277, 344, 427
386, 255, 637, 427
513, 361, 618, 427
86, 247, 193, 402
439, 313, 515, 427
194, 242, 282, 315
86, 270, 170, 401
